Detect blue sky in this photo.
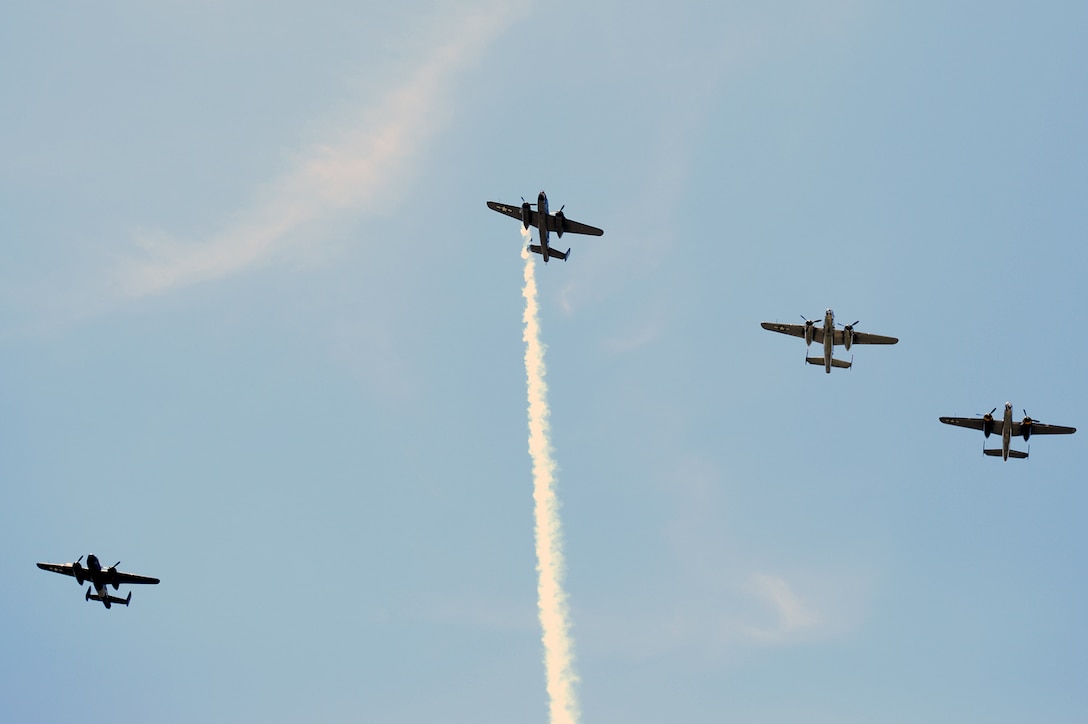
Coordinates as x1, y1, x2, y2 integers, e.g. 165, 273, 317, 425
3, 2, 1088, 722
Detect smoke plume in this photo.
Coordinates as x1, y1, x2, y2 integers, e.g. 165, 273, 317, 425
521, 237, 580, 724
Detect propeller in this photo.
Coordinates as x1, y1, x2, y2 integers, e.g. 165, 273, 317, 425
111, 561, 121, 570
841, 320, 860, 349
974, 407, 998, 438
553, 205, 568, 237
519, 197, 535, 229
799, 315, 817, 347
76, 555, 84, 565
1020, 409, 1038, 442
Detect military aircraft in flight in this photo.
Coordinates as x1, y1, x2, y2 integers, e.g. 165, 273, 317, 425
37, 554, 160, 609
487, 191, 603, 262
939, 402, 1076, 460
761, 309, 898, 373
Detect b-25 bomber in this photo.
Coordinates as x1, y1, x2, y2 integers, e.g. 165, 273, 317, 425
761, 309, 898, 373
38, 554, 160, 609
940, 403, 1076, 460
487, 191, 603, 262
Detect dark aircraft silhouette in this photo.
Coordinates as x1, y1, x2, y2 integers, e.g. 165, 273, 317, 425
38, 554, 159, 609
487, 191, 603, 262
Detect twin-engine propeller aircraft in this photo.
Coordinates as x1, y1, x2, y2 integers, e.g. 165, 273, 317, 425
37, 554, 160, 609
939, 402, 1076, 461
487, 191, 603, 262
761, 309, 898, 373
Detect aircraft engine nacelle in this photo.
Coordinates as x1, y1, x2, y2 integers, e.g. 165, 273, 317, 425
804, 323, 814, 346
842, 328, 853, 351
982, 418, 994, 438
1022, 418, 1033, 441
73, 563, 84, 586
521, 202, 532, 230
554, 210, 566, 238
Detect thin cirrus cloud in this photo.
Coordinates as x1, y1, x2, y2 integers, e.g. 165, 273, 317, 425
116, 2, 524, 301
570, 571, 835, 661
741, 572, 824, 644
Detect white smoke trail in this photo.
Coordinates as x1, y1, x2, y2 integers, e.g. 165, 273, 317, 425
521, 235, 580, 724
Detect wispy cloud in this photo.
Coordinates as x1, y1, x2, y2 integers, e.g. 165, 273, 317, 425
741, 572, 823, 644
115, 1, 523, 300
601, 310, 665, 355
572, 455, 864, 660
574, 569, 843, 661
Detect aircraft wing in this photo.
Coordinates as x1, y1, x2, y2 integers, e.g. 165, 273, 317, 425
761, 322, 808, 339
832, 330, 899, 345
851, 331, 898, 345
545, 213, 603, 236
109, 571, 161, 585
487, 201, 538, 228
939, 416, 988, 432
1013, 422, 1076, 436
37, 562, 77, 577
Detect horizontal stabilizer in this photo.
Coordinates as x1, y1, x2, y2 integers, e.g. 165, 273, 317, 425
806, 357, 851, 369
528, 244, 568, 262
984, 448, 1029, 459
86, 588, 132, 606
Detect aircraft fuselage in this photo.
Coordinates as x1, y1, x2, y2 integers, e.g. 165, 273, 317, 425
83, 555, 113, 609
1000, 402, 1013, 461
821, 309, 834, 373
984, 402, 1017, 460
536, 191, 550, 262
82, 554, 121, 609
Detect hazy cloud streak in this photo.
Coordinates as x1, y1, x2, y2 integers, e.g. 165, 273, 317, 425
521, 237, 580, 724
742, 573, 823, 643
117, 3, 519, 299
